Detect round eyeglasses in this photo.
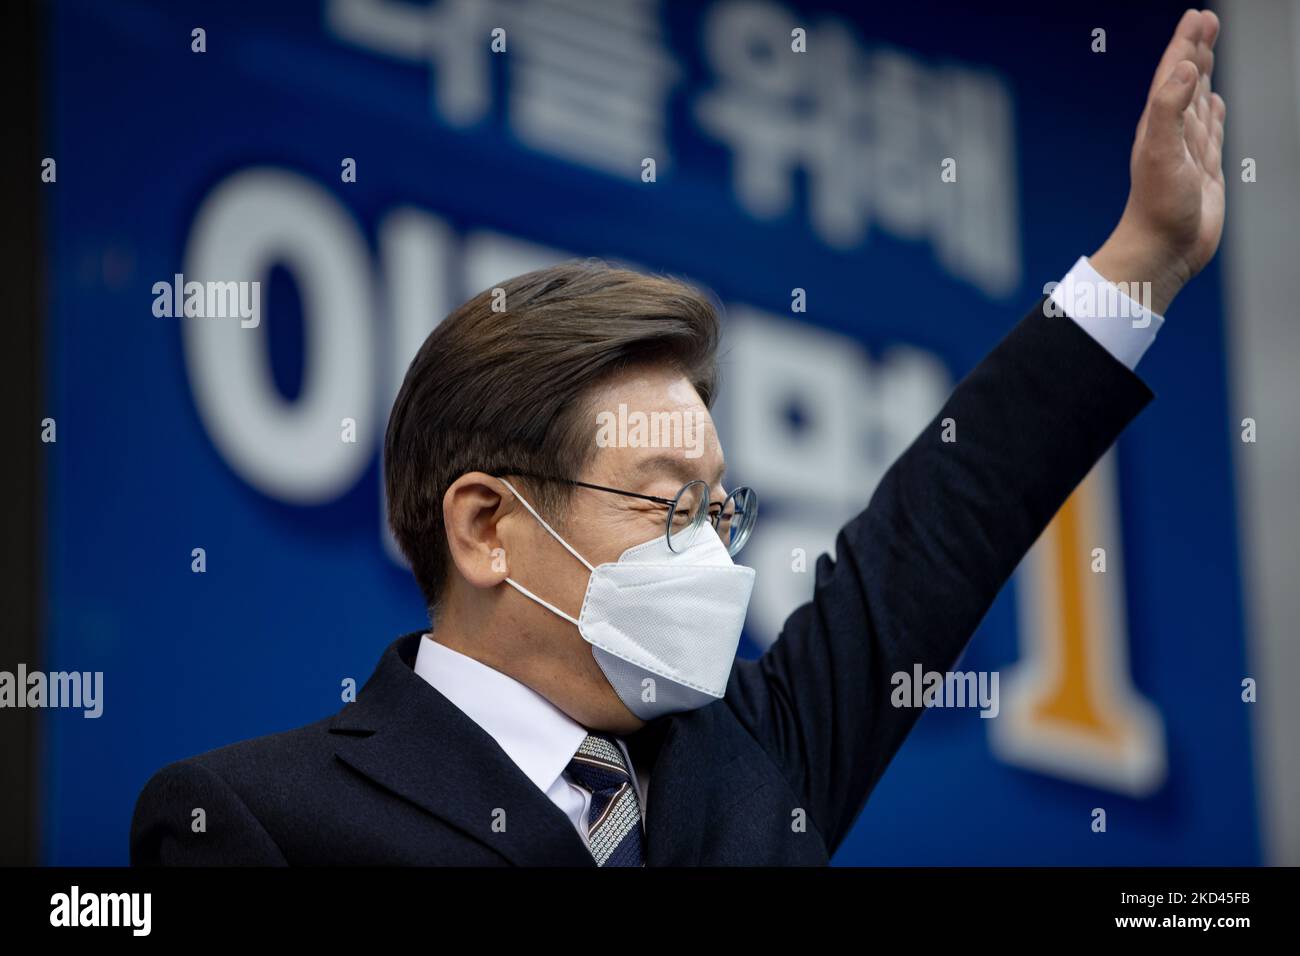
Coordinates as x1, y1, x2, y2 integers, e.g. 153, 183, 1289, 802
660, 479, 757, 556
496, 473, 758, 558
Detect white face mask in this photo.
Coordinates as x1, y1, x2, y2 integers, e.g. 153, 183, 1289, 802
498, 478, 756, 720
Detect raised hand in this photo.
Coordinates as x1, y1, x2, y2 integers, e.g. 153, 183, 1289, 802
1091, 9, 1226, 314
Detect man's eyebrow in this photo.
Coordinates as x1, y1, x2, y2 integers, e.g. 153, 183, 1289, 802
639, 453, 726, 488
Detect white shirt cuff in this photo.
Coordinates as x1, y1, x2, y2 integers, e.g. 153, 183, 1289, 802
1048, 255, 1164, 371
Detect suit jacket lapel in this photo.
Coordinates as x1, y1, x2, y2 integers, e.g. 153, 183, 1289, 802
330, 633, 594, 867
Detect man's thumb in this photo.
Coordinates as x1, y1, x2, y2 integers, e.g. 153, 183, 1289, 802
1151, 60, 1199, 137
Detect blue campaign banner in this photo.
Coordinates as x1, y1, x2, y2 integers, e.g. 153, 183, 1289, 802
41, 0, 1257, 864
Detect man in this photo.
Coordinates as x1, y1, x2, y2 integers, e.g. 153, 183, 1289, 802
132, 10, 1226, 865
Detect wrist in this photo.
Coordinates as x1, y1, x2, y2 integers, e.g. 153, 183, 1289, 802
1089, 224, 1189, 315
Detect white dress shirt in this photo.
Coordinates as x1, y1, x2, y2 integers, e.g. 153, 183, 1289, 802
413, 634, 648, 848
1052, 255, 1164, 370
410, 256, 1159, 844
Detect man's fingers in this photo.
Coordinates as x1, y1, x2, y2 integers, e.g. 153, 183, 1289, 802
1146, 8, 1204, 103
1137, 10, 1223, 147
1145, 10, 1219, 104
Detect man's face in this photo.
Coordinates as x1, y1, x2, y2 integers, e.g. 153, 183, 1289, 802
499, 361, 727, 733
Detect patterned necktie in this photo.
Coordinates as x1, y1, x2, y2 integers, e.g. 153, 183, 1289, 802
565, 734, 645, 866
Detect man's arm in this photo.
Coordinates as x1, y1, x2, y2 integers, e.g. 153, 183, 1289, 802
723, 9, 1225, 853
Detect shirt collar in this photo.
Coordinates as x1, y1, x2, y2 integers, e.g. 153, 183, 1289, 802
412, 634, 588, 796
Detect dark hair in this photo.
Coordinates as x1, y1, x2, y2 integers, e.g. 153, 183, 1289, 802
384, 258, 721, 611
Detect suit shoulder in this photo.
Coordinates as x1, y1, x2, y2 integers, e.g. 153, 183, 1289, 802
135, 715, 336, 810
188, 714, 337, 775
131, 716, 339, 865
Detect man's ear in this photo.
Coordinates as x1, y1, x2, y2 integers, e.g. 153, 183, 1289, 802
442, 473, 514, 590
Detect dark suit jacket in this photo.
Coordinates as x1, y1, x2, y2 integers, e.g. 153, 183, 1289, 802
130, 297, 1153, 865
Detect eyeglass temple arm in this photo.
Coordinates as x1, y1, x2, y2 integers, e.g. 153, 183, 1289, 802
500, 471, 731, 514
500, 471, 678, 507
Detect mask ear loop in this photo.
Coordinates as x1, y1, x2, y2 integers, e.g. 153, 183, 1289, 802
497, 477, 592, 627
